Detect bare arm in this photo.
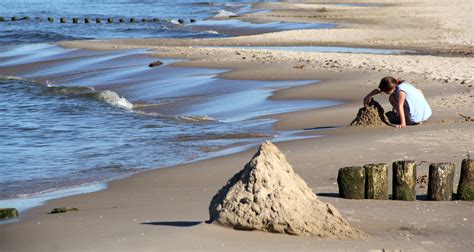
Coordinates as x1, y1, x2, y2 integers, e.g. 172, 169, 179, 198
364, 88, 382, 106
395, 91, 407, 128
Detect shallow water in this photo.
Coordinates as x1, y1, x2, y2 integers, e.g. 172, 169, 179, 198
0, 1, 375, 217
0, 44, 339, 208
187, 19, 336, 36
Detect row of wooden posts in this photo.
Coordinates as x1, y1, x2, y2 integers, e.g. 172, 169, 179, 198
337, 159, 473, 201
0, 16, 196, 24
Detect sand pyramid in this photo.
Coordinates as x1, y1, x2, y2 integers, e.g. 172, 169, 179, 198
209, 141, 365, 239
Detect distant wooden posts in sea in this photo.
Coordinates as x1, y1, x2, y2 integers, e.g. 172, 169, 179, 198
0, 16, 197, 24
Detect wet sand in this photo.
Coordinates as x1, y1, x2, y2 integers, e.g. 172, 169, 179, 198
1, 0, 473, 251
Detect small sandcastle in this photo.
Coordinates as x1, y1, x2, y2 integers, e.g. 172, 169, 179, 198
208, 141, 365, 239
350, 100, 390, 127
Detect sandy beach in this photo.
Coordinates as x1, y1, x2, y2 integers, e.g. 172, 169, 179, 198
1, 0, 473, 251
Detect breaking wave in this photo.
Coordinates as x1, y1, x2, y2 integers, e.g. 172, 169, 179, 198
214, 10, 237, 18
1, 76, 134, 110
96, 90, 134, 110
45, 85, 134, 110
2, 76, 219, 124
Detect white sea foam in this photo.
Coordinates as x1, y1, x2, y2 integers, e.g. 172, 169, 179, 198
214, 10, 237, 18
205, 30, 219, 34
0, 75, 24, 81
179, 115, 215, 122
224, 3, 241, 8
97, 90, 134, 110
134, 110, 215, 123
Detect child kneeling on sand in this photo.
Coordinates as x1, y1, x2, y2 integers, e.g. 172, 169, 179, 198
364, 76, 432, 128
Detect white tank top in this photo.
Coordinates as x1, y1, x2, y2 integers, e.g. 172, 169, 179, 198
396, 82, 432, 123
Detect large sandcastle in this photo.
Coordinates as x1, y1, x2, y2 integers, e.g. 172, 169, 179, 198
208, 141, 365, 239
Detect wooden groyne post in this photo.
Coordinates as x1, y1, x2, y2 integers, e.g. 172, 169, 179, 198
427, 163, 455, 201
337, 166, 365, 199
364, 163, 389, 199
457, 159, 474, 200
0, 208, 19, 220
392, 161, 417, 200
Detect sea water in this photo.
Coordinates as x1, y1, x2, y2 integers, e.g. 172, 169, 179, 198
0, 0, 333, 43
0, 44, 340, 207
0, 0, 343, 212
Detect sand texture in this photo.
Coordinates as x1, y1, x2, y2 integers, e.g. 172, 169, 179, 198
1, 0, 473, 251
209, 141, 364, 238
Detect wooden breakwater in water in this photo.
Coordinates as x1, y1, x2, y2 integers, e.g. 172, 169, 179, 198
0, 16, 199, 24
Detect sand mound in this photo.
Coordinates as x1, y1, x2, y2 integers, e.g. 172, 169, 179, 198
208, 141, 365, 239
350, 100, 390, 127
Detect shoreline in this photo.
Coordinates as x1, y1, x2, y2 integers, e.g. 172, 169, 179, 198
1, 0, 473, 251
0, 45, 332, 208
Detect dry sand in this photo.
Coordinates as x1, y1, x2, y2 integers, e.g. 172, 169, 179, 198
1, 0, 473, 251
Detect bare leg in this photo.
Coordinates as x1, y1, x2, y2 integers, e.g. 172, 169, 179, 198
389, 92, 413, 124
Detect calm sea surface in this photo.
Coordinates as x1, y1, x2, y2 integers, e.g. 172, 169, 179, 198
0, 1, 339, 210
0, 0, 305, 43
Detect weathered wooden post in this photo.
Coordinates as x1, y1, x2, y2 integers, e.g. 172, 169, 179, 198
96, 18, 101, 23
0, 17, 4, 22
84, 18, 90, 24
11, 16, 19, 21
337, 166, 365, 199
60, 17, 67, 23
178, 19, 184, 24
107, 18, 113, 23
72, 18, 79, 24
190, 18, 196, 23
47, 17, 54, 22
119, 18, 125, 23
364, 163, 389, 199
392, 161, 417, 200
153, 18, 160, 22
141, 18, 147, 22
457, 159, 474, 200
427, 163, 455, 201
0, 208, 19, 220
130, 18, 136, 23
